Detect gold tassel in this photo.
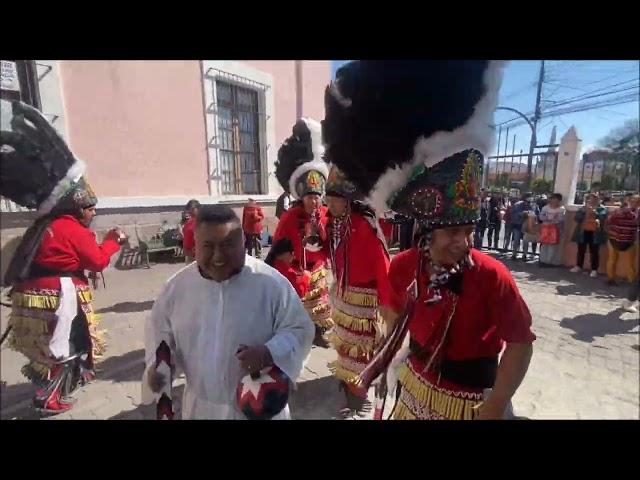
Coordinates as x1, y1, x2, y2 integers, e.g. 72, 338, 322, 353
78, 290, 94, 303
330, 361, 363, 384
11, 292, 59, 309
328, 329, 375, 355
398, 361, 483, 420
464, 402, 473, 420
332, 309, 376, 333
342, 290, 378, 308
310, 268, 327, 284
394, 401, 417, 420
8, 315, 50, 336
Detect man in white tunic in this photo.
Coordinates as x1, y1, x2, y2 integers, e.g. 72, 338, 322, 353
143, 205, 314, 419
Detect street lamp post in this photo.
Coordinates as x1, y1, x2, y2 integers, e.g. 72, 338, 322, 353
495, 106, 536, 191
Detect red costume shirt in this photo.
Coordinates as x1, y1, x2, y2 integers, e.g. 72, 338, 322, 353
272, 259, 311, 298
242, 203, 265, 235
273, 204, 329, 270
328, 212, 397, 308
390, 247, 535, 359
182, 217, 196, 254
23, 215, 121, 289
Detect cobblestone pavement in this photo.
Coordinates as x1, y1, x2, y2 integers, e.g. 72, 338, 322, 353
1, 248, 638, 420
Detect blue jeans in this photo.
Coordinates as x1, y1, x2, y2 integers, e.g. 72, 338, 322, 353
503, 224, 513, 251
511, 227, 523, 256
474, 225, 487, 249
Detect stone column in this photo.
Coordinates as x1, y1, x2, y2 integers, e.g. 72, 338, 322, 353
555, 126, 582, 205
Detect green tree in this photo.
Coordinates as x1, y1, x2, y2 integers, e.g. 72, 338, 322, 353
599, 118, 639, 190
531, 178, 552, 195
600, 174, 616, 191
494, 172, 510, 189
576, 180, 588, 191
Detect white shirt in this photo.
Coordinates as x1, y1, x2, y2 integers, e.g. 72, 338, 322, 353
144, 255, 314, 419
540, 205, 566, 224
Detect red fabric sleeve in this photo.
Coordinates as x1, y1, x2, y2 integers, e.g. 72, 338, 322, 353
486, 262, 536, 344
357, 223, 398, 310
273, 208, 293, 241
274, 209, 303, 266
274, 260, 310, 298
68, 227, 121, 272
182, 219, 196, 252
388, 248, 419, 312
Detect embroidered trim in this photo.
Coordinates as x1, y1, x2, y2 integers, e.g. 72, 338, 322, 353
330, 294, 378, 320
396, 361, 483, 420
332, 308, 377, 333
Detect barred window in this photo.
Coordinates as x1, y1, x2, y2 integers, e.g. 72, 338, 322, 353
1, 60, 41, 109
216, 80, 262, 195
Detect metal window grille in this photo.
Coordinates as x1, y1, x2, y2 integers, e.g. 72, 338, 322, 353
215, 80, 263, 195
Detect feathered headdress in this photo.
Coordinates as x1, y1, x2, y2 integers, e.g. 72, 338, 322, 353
0, 100, 96, 215
275, 118, 329, 200
322, 61, 506, 227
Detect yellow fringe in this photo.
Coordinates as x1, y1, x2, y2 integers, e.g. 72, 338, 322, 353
327, 331, 374, 360
12, 288, 93, 310
332, 308, 376, 333
310, 268, 327, 284
342, 290, 378, 308
31, 361, 51, 377
328, 361, 362, 384
86, 311, 101, 327
311, 302, 330, 316
394, 401, 418, 420
21, 361, 52, 380
11, 292, 59, 309
9, 315, 50, 336
311, 316, 333, 329
397, 363, 481, 420
302, 286, 325, 302
78, 290, 93, 303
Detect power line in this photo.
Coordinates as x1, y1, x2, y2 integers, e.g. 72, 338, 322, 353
543, 77, 639, 94
537, 94, 639, 119
497, 94, 638, 130
542, 80, 639, 107
502, 81, 537, 102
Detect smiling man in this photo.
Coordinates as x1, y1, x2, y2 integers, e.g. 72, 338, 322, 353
143, 204, 314, 419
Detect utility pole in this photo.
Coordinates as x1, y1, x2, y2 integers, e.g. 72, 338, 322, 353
501, 126, 510, 190
526, 60, 545, 191
295, 61, 303, 119
493, 125, 502, 189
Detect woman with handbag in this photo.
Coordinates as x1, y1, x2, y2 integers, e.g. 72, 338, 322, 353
538, 193, 566, 267
570, 193, 608, 278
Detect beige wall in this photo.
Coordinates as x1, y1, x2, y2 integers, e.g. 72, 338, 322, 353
59, 61, 209, 198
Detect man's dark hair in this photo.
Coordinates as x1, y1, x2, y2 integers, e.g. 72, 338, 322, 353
185, 199, 201, 212
550, 193, 563, 201
196, 204, 240, 227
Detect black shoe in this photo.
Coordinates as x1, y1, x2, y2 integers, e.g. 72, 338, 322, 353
313, 327, 330, 348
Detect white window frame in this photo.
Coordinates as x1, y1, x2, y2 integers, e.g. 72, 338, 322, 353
201, 61, 278, 202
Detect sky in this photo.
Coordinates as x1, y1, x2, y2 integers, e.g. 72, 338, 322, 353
331, 60, 639, 160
